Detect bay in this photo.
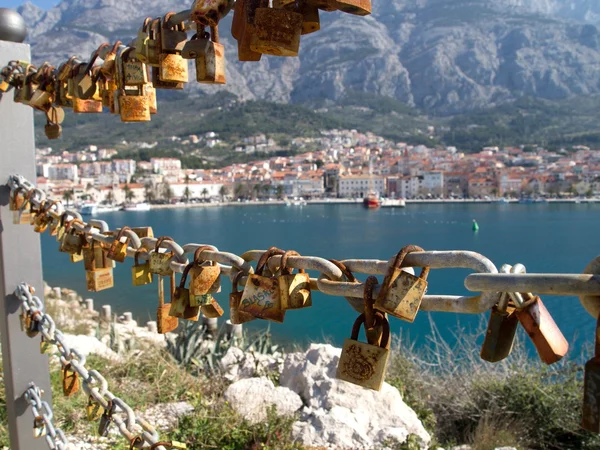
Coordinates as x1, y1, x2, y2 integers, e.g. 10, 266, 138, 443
41, 203, 600, 352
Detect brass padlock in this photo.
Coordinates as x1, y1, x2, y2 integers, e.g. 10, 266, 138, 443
274, 0, 320, 34
131, 227, 155, 239
480, 294, 519, 363
335, 0, 371, 15
236, 0, 266, 61
12, 188, 31, 225
122, 47, 149, 86
25, 311, 42, 338
118, 87, 151, 122
55, 213, 69, 243
44, 121, 62, 140
279, 250, 312, 310
582, 313, 600, 432
85, 242, 114, 292
230, 271, 256, 324
374, 245, 429, 323
74, 46, 105, 99
239, 247, 286, 322
15, 64, 38, 105
40, 335, 53, 354
515, 292, 568, 365
107, 226, 131, 263
310, 0, 338, 11
251, 7, 303, 57
59, 219, 85, 255
145, 83, 158, 114
159, 13, 189, 83
146, 19, 162, 67
231, 0, 246, 40
189, 246, 221, 307
337, 311, 391, 391
33, 416, 47, 438
86, 395, 104, 422
169, 263, 201, 321
100, 41, 122, 78
183, 26, 226, 85
135, 18, 153, 64
132, 249, 153, 286
150, 237, 175, 276
73, 97, 103, 113
9, 187, 25, 211
201, 297, 225, 319
62, 363, 80, 396
157, 273, 179, 334
83, 238, 107, 271
151, 66, 185, 90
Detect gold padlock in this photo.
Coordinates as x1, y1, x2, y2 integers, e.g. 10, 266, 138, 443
189, 246, 221, 307
107, 226, 131, 263
135, 18, 153, 64
582, 313, 600, 432
374, 245, 429, 323
150, 237, 175, 276
169, 263, 201, 321
62, 363, 80, 397
86, 395, 104, 422
158, 13, 189, 83
236, 0, 265, 61
73, 97, 103, 113
201, 297, 225, 319
14, 188, 34, 225
100, 41, 122, 78
337, 311, 391, 391
239, 247, 286, 322
230, 271, 256, 325
480, 294, 518, 363
122, 48, 148, 86
251, 7, 303, 57
85, 242, 114, 292
59, 218, 85, 256
279, 250, 312, 310
191, 0, 234, 27
157, 273, 179, 334
132, 249, 153, 286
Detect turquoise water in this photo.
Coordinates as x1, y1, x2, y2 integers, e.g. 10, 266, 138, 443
40, 203, 600, 352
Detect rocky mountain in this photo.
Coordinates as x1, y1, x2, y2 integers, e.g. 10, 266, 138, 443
14, 0, 600, 114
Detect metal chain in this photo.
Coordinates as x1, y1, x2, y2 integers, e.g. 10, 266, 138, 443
25, 384, 69, 450
7, 174, 600, 317
15, 283, 166, 450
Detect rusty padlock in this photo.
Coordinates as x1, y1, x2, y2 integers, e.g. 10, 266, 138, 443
582, 313, 600, 432
62, 363, 80, 396
183, 26, 226, 85
374, 245, 429, 323
158, 13, 189, 83
279, 250, 312, 310
150, 237, 175, 276
59, 218, 85, 257
230, 271, 256, 325
189, 246, 221, 307
169, 263, 201, 321
157, 273, 179, 334
514, 292, 568, 365
251, 6, 303, 57
335, 0, 371, 15
191, 0, 234, 27
239, 247, 286, 323
83, 237, 107, 271
201, 296, 225, 319
236, 0, 266, 61
480, 293, 519, 363
100, 41, 122, 78
336, 311, 391, 391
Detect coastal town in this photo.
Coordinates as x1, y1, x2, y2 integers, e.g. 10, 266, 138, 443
35, 128, 600, 209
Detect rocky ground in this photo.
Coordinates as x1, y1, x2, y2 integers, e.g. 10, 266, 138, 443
38, 285, 518, 450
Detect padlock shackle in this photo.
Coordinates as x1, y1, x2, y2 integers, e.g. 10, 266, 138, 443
85, 43, 110, 74
255, 247, 285, 276
363, 275, 378, 330
179, 262, 194, 290
116, 226, 132, 242
194, 245, 216, 266
281, 250, 304, 275
155, 236, 175, 253
232, 270, 246, 293
134, 248, 148, 266
350, 312, 390, 350
328, 259, 357, 283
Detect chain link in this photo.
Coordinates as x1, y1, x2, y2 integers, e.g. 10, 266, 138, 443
25, 384, 69, 450
15, 283, 166, 450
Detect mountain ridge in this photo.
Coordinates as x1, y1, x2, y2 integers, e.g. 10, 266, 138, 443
14, 0, 600, 114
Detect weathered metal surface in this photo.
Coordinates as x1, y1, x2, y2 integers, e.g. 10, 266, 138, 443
581, 256, 600, 319
466, 273, 600, 296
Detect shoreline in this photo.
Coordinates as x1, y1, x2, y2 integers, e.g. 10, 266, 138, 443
147, 197, 600, 210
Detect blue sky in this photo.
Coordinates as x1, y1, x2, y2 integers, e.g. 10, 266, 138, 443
3, 1, 56, 8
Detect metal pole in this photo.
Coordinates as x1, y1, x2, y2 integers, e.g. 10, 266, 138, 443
0, 39, 52, 450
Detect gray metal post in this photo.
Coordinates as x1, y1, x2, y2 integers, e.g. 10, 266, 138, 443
0, 40, 53, 450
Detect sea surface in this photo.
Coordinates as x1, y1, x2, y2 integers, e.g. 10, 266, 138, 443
40, 203, 600, 355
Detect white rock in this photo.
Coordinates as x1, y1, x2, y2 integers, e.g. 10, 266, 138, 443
219, 347, 283, 382
140, 401, 195, 430
451, 446, 473, 450
280, 343, 431, 450
224, 377, 303, 424
62, 334, 120, 360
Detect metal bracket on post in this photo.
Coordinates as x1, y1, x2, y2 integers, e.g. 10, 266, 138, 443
0, 38, 53, 450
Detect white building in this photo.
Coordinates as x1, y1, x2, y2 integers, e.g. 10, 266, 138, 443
113, 159, 137, 175
151, 158, 182, 174
47, 164, 78, 182
338, 175, 385, 198
422, 171, 444, 195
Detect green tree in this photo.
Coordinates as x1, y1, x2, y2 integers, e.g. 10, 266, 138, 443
125, 186, 135, 203
219, 185, 228, 202
252, 184, 261, 199
163, 182, 173, 202
106, 190, 114, 204
62, 189, 74, 206
276, 185, 284, 200
234, 183, 244, 200
201, 188, 209, 200
184, 186, 192, 203
262, 184, 271, 197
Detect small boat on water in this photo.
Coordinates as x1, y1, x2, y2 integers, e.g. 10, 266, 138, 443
80, 203, 120, 215
381, 198, 406, 208
363, 193, 381, 209
123, 203, 151, 212
285, 199, 307, 207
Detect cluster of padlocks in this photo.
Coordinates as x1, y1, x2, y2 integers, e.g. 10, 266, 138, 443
0, 0, 371, 139
9, 180, 600, 433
